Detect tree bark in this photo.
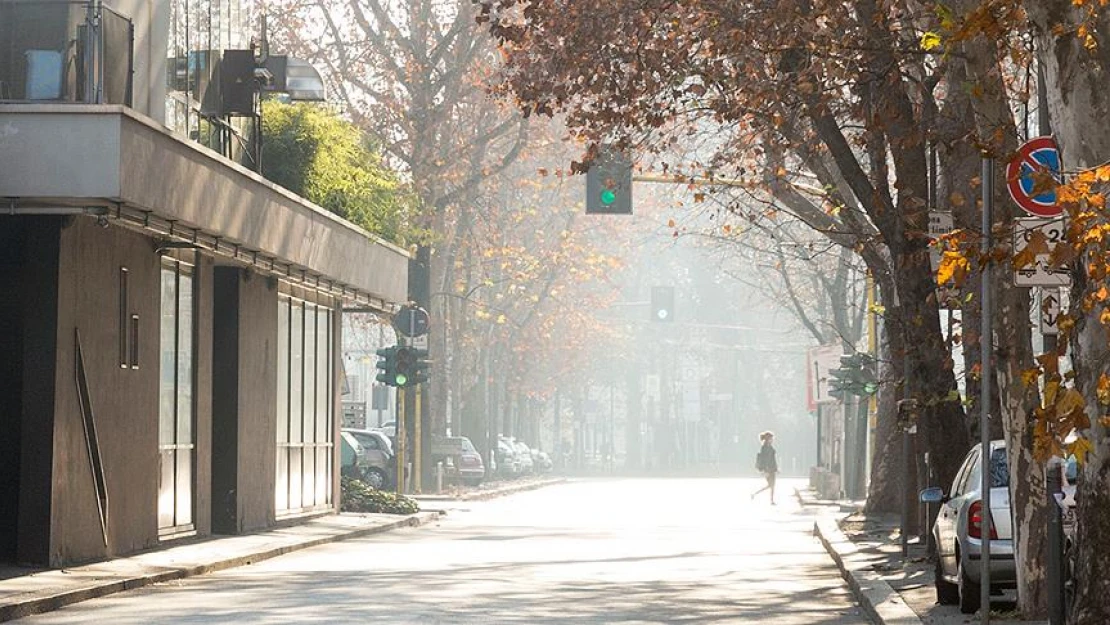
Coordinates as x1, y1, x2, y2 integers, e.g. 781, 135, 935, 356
1025, 3, 1110, 621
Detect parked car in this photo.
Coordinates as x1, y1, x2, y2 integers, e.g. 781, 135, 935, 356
453, 436, 486, 486
532, 449, 553, 473
514, 441, 535, 474
432, 435, 486, 486
496, 438, 520, 477
342, 428, 396, 490
927, 440, 1013, 614
339, 431, 367, 480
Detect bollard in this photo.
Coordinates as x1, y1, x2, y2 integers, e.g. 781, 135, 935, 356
436, 461, 443, 494
1047, 458, 1065, 625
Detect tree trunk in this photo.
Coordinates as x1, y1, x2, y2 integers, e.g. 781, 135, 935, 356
866, 315, 905, 512
1025, 3, 1110, 621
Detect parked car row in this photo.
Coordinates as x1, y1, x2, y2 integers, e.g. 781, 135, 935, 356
493, 436, 552, 479
922, 440, 1080, 614
342, 424, 552, 490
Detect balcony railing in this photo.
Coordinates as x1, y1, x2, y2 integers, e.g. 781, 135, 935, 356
0, 0, 132, 105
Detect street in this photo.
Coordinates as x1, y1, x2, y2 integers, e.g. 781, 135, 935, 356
14, 478, 867, 624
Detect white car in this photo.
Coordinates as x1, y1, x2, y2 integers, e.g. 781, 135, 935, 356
929, 440, 1014, 614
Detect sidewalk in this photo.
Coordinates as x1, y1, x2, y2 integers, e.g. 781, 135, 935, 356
799, 488, 1043, 625
0, 477, 565, 622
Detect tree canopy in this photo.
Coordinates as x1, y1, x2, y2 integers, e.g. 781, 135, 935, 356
261, 100, 419, 245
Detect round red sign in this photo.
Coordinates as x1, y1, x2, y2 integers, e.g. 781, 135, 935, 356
1006, 136, 1062, 218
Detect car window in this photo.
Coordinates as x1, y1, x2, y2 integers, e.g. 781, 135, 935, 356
461, 438, 476, 453
989, 448, 1009, 487
951, 450, 977, 496
352, 432, 380, 451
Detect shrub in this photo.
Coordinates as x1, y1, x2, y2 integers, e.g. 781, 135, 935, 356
341, 477, 420, 515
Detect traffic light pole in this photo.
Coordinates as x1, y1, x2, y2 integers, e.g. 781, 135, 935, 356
396, 389, 406, 494
414, 385, 422, 493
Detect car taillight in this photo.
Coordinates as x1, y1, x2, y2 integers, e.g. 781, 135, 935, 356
968, 500, 999, 540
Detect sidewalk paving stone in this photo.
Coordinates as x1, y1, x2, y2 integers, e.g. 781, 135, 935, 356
800, 488, 1045, 625
0, 475, 566, 622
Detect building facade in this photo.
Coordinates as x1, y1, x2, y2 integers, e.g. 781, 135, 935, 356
0, 0, 407, 566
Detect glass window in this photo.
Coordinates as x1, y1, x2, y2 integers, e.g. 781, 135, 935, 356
158, 260, 196, 537
276, 295, 335, 515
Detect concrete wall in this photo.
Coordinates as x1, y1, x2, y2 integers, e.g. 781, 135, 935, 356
0, 107, 410, 306
212, 266, 278, 534
48, 218, 213, 565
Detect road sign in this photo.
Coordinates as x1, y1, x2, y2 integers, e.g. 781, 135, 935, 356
392, 305, 429, 337
1040, 288, 1061, 336
1007, 136, 1062, 218
1013, 218, 1071, 287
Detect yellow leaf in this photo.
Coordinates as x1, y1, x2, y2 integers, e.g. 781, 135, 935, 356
920, 31, 942, 51
936, 250, 970, 286
1055, 388, 1086, 415
1067, 437, 1095, 464
1098, 373, 1110, 405
1021, 368, 1041, 387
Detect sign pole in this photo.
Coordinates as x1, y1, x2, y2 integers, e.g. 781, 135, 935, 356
980, 156, 994, 623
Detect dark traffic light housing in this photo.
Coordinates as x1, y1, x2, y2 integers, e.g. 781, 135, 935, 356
651, 286, 675, 322
829, 353, 878, 399
586, 148, 632, 214
375, 346, 400, 386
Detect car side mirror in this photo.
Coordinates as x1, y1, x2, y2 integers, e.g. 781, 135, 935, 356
919, 486, 945, 503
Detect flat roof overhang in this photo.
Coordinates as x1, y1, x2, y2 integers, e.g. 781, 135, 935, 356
0, 104, 409, 311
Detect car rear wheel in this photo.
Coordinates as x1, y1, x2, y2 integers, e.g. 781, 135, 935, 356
958, 557, 981, 614
935, 557, 959, 605
363, 467, 388, 490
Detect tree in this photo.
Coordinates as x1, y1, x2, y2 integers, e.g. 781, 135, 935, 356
1020, 3, 1110, 621
261, 100, 417, 244
478, 0, 970, 508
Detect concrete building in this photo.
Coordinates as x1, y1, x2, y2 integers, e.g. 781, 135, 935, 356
0, 0, 408, 566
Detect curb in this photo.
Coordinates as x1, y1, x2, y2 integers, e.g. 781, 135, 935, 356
0, 510, 443, 623
812, 515, 923, 625
458, 477, 566, 501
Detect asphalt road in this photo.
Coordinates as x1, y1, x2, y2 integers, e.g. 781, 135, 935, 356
16, 477, 869, 624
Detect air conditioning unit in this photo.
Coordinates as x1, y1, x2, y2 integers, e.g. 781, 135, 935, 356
24, 50, 63, 100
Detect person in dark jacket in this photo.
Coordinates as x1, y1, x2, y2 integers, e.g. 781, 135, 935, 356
751, 431, 778, 504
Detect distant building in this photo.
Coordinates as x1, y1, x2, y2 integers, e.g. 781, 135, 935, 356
0, 0, 407, 566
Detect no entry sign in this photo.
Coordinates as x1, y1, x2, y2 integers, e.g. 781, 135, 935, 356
1007, 136, 1062, 218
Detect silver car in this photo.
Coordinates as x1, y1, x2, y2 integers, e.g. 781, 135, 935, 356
930, 440, 1013, 614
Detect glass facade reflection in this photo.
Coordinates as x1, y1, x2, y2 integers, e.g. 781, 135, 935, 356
165, 0, 251, 161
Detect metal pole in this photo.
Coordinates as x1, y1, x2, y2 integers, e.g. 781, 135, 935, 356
396, 390, 406, 494
1046, 459, 1065, 624
414, 385, 422, 493
980, 155, 994, 622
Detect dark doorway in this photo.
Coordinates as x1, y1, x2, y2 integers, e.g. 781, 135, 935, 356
0, 221, 27, 561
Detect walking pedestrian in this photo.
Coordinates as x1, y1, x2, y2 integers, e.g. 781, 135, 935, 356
751, 431, 778, 504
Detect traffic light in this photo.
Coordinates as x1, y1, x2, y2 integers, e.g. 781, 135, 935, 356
827, 359, 851, 400
375, 346, 400, 386
828, 353, 879, 398
394, 347, 415, 387
650, 286, 675, 322
586, 148, 632, 214
408, 348, 430, 386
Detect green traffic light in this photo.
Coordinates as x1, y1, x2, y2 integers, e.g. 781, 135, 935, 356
600, 189, 617, 205
395, 373, 408, 386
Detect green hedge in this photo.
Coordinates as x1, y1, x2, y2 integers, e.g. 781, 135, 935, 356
341, 477, 420, 515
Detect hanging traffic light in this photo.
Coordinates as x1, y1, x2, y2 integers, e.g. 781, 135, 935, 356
586, 147, 633, 215
650, 286, 675, 322
375, 346, 400, 386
